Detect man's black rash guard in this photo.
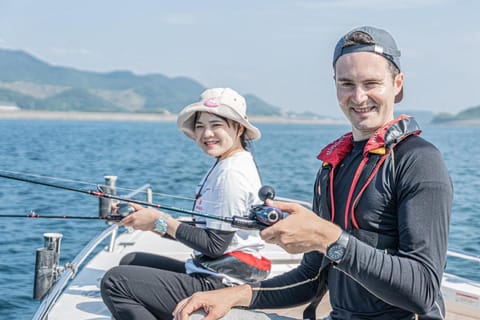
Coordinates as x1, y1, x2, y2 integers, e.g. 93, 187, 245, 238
175, 222, 235, 258
249, 135, 452, 319
329, 136, 452, 318
249, 251, 326, 308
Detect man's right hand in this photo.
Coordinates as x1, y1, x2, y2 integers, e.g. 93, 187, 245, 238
261, 199, 342, 254
173, 285, 252, 320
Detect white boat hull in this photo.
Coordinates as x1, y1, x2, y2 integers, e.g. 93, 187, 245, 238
46, 229, 480, 320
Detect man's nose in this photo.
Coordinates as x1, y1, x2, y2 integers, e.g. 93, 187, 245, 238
351, 86, 368, 104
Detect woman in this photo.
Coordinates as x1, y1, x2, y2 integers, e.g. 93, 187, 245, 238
101, 87, 269, 320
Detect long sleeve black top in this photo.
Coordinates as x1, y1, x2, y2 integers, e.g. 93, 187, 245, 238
250, 135, 453, 319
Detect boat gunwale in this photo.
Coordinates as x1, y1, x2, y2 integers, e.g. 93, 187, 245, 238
31, 196, 480, 320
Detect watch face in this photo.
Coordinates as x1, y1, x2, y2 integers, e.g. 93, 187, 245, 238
155, 217, 168, 235
327, 244, 346, 261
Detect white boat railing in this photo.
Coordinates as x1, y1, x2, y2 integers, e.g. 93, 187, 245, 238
31, 224, 119, 320
31, 182, 152, 320
275, 196, 312, 208
447, 249, 480, 263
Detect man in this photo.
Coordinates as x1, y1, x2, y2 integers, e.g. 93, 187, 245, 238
173, 26, 453, 320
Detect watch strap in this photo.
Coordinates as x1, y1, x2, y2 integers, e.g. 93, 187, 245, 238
326, 231, 350, 263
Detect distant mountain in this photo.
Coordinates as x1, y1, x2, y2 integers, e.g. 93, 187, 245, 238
431, 105, 480, 123
395, 110, 435, 127
0, 48, 282, 115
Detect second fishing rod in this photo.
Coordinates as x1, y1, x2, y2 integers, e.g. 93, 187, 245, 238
0, 172, 287, 230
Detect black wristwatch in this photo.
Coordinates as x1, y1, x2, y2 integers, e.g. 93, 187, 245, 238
326, 231, 350, 263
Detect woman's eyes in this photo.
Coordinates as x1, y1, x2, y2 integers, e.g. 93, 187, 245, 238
195, 123, 224, 129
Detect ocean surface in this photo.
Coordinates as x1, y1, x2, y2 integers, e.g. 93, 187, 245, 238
0, 119, 479, 319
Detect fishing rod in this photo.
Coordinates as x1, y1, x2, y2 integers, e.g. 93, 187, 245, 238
0, 172, 287, 229
0, 212, 125, 221
0, 169, 207, 204
0, 210, 205, 225
0, 169, 222, 206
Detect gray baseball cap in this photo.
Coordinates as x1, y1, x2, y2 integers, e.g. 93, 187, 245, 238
333, 26, 403, 102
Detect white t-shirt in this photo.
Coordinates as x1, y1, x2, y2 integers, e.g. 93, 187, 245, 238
185, 151, 264, 278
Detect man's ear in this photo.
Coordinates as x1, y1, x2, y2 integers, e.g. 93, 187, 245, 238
394, 72, 404, 97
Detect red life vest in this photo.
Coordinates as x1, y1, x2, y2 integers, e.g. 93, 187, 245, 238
317, 115, 421, 230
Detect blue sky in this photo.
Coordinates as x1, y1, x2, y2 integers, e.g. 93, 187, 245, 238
0, 0, 479, 118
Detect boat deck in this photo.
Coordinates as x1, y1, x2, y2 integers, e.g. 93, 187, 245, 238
46, 229, 480, 320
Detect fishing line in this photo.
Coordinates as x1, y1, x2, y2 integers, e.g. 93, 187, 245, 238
0, 212, 122, 220
0, 171, 215, 217
0, 171, 286, 229
0, 211, 205, 224
0, 169, 210, 204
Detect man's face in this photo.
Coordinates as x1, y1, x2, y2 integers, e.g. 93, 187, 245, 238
334, 51, 403, 141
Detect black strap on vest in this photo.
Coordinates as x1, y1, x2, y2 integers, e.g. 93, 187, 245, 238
302, 260, 329, 320
347, 153, 383, 228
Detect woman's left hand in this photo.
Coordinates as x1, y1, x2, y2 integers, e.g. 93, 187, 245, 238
118, 202, 169, 231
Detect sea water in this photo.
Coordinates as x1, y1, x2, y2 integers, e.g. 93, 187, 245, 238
0, 119, 478, 319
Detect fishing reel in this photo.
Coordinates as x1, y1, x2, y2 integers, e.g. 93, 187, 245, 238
104, 188, 288, 230
106, 202, 135, 221
239, 185, 288, 229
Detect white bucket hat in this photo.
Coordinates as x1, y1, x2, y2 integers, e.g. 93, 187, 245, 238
177, 87, 261, 141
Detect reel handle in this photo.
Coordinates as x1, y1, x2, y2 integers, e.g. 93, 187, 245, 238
258, 185, 275, 202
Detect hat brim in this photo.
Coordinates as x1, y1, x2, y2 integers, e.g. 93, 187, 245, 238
177, 102, 261, 141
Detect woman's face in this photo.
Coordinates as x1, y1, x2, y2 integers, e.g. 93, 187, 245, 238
194, 112, 244, 159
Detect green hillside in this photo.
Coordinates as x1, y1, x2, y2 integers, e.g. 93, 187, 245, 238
0, 48, 282, 115
432, 105, 480, 123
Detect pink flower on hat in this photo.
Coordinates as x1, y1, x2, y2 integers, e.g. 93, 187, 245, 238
204, 98, 220, 108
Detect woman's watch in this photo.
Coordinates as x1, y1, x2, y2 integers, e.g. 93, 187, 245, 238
154, 217, 168, 236
325, 231, 350, 263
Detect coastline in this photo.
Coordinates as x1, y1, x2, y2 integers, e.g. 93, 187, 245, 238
2, 110, 480, 126
432, 119, 480, 126
0, 110, 348, 125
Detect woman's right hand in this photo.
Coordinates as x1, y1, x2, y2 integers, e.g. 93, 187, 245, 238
118, 203, 166, 231
117, 203, 181, 237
